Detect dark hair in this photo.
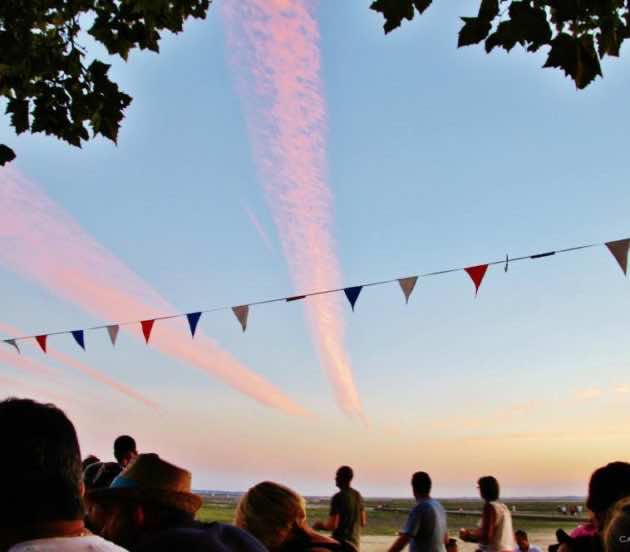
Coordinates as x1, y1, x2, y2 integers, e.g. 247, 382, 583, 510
336, 465, 354, 485
82, 454, 100, 471
0, 398, 84, 527
586, 462, 630, 514
412, 471, 432, 496
515, 530, 528, 539
114, 435, 137, 463
478, 476, 500, 502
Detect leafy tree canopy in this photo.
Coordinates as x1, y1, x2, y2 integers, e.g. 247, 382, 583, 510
371, 0, 628, 90
0, 0, 210, 166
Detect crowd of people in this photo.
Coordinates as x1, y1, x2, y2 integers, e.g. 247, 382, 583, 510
1, 397, 630, 552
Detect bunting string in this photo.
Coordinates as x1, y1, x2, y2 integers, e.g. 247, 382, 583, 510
2, 237, 628, 352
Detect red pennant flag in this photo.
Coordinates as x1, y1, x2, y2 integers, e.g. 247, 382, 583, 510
140, 320, 155, 344
35, 335, 48, 353
465, 264, 489, 296
606, 239, 629, 275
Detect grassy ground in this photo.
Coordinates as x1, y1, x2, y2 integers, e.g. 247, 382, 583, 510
196, 497, 586, 537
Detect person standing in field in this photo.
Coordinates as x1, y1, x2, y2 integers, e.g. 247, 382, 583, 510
313, 465, 366, 550
460, 476, 514, 552
387, 471, 448, 552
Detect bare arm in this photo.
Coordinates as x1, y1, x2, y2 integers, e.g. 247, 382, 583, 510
312, 514, 340, 531
361, 509, 367, 527
388, 534, 411, 552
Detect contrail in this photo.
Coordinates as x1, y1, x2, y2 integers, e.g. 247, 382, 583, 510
0, 320, 155, 408
242, 202, 276, 254
0, 167, 309, 417
222, 0, 363, 417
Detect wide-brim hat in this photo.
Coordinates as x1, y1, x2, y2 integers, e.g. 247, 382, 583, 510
87, 453, 202, 515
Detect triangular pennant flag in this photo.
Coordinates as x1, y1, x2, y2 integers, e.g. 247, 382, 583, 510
398, 276, 418, 304
35, 335, 48, 353
5, 339, 20, 354
232, 305, 249, 332
141, 320, 155, 344
606, 239, 629, 275
465, 264, 489, 296
186, 312, 202, 337
344, 286, 363, 311
107, 325, 119, 346
71, 330, 85, 350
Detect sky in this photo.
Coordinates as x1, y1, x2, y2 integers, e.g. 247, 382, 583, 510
1, 1, 629, 498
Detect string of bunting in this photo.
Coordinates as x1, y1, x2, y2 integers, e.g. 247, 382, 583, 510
2, 237, 628, 354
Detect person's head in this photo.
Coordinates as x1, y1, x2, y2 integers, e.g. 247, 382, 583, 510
478, 476, 500, 502
113, 434, 137, 467
411, 471, 432, 498
86, 453, 201, 548
234, 481, 306, 552
82, 454, 100, 471
604, 497, 630, 552
515, 530, 530, 550
335, 465, 354, 489
586, 462, 630, 530
0, 397, 84, 545
447, 538, 459, 552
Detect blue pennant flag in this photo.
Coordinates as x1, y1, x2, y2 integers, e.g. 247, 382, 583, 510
186, 312, 202, 337
344, 286, 363, 311
71, 330, 85, 350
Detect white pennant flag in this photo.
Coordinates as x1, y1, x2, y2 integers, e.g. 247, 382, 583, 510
107, 325, 120, 346
232, 305, 249, 332
5, 339, 20, 353
398, 276, 418, 304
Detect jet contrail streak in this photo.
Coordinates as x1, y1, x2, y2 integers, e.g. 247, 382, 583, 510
0, 167, 310, 417
222, 0, 363, 417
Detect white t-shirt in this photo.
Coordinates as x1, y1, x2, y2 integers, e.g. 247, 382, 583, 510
514, 546, 543, 552
9, 535, 127, 552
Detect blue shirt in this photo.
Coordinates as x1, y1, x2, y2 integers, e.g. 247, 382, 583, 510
401, 498, 447, 552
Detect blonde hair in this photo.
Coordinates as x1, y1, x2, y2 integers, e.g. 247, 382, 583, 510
235, 481, 306, 551
604, 497, 630, 552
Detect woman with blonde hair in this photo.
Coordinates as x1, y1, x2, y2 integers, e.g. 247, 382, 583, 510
235, 481, 346, 552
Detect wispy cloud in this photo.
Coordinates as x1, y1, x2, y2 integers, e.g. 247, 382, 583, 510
242, 203, 276, 254
222, 0, 363, 418
0, 167, 309, 417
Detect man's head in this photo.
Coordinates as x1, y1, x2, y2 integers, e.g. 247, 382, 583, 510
411, 471, 432, 498
586, 462, 630, 529
114, 434, 137, 467
0, 398, 84, 529
335, 465, 354, 489
478, 476, 500, 502
515, 530, 529, 550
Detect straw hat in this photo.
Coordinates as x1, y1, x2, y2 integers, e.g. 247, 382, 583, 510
87, 453, 202, 514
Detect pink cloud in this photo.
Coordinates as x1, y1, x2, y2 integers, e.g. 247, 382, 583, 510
0, 167, 309, 417
222, 0, 363, 418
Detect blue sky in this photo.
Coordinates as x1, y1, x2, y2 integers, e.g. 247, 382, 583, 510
0, 1, 629, 497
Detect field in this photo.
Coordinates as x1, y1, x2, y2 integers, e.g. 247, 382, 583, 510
197, 495, 587, 538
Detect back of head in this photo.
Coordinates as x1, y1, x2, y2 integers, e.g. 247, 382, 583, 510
604, 497, 630, 552
114, 434, 137, 465
412, 471, 432, 497
0, 397, 83, 528
478, 476, 500, 502
235, 481, 305, 550
336, 465, 354, 488
587, 462, 630, 515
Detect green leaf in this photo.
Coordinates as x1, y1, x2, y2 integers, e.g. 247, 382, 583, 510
544, 33, 602, 89
6, 98, 30, 134
478, 0, 499, 21
370, 0, 416, 33
0, 144, 16, 166
458, 17, 492, 47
